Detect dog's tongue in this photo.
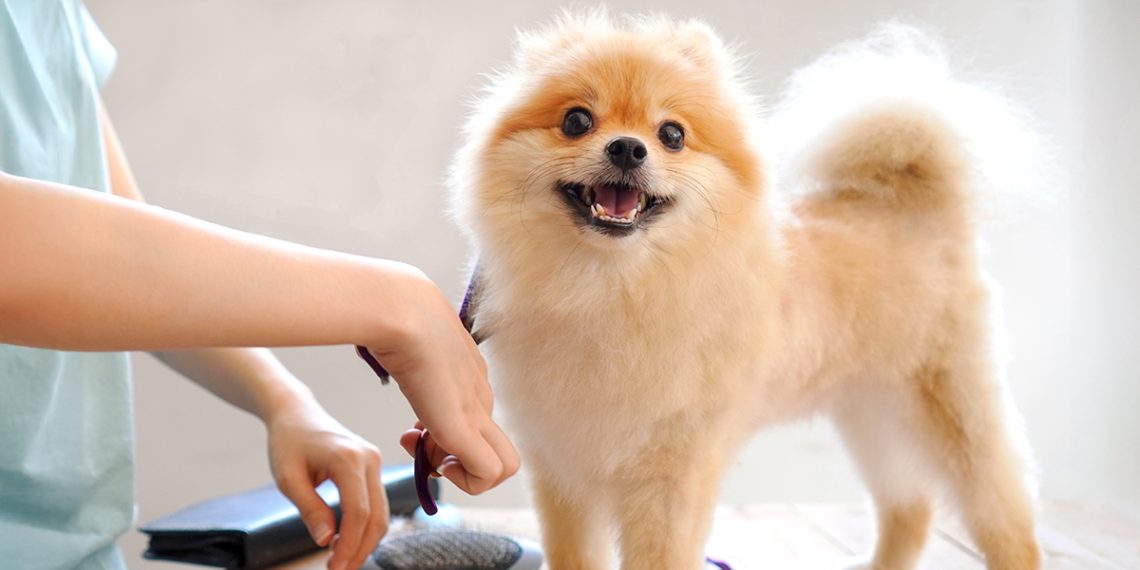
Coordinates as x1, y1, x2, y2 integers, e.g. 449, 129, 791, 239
594, 184, 639, 217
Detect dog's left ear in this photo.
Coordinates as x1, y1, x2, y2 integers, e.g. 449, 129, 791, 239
513, 7, 613, 74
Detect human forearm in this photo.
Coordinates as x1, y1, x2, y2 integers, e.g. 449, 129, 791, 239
153, 347, 312, 421
0, 172, 420, 351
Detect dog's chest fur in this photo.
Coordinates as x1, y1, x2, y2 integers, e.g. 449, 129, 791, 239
476, 247, 781, 487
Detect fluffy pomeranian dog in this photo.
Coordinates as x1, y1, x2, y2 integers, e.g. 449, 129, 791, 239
449, 10, 1041, 570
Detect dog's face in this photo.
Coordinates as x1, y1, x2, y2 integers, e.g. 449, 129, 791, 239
551, 107, 678, 239
453, 14, 762, 268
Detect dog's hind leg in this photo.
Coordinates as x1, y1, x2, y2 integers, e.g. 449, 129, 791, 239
909, 357, 1041, 569
832, 389, 937, 570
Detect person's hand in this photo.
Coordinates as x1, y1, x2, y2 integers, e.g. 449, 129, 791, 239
265, 396, 386, 570
364, 269, 520, 496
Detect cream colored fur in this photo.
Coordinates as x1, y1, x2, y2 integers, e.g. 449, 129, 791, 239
450, 12, 1041, 570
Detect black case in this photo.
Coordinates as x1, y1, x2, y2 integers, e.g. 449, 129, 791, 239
139, 464, 435, 569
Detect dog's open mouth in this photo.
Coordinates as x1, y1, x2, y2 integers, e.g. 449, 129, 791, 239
557, 180, 668, 236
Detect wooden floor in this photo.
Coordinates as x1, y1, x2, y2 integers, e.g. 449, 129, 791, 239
277, 502, 1138, 569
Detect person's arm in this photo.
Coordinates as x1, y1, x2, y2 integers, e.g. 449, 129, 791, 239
0, 168, 420, 351
0, 103, 518, 570
94, 102, 392, 569
93, 110, 522, 494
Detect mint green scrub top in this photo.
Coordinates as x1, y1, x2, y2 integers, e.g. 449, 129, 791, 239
1, 1, 134, 569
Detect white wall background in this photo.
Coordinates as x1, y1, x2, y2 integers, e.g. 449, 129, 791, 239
82, 0, 1139, 566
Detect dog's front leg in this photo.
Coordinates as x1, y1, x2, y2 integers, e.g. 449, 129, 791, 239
612, 440, 727, 570
532, 471, 614, 570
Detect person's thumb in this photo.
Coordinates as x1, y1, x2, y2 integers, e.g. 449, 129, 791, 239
277, 470, 336, 546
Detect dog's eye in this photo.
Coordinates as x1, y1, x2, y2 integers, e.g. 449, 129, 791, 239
562, 108, 593, 137
658, 122, 685, 151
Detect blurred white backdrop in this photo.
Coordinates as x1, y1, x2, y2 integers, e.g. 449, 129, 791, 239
82, 0, 1139, 566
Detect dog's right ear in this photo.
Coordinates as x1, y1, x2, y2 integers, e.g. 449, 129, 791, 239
668, 19, 733, 72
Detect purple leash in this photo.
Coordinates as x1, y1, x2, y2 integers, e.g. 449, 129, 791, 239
354, 268, 483, 515
707, 557, 732, 569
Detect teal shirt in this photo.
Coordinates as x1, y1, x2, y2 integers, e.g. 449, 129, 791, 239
0, 2, 134, 569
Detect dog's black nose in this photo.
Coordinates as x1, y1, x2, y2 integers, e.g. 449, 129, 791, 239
606, 137, 647, 171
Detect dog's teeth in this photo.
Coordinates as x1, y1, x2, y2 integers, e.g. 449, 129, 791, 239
637, 193, 648, 211
626, 207, 638, 220
591, 203, 604, 217
581, 187, 596, 206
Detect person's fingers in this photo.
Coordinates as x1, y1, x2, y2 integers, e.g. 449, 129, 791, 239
429, 420, 519, 495
482, 421, 520, 487
423, 432, 452, 473
399, 423, 426, 444
326, 464, 369, 570
347, 459, 389, 570
438, 457, 479, 494
274, 467, 335, 547
442, 424, 517, 495
399, 429, 419, 458
435, 431, 502, 495
432, 413, 501, 473
402, 430, 452, 479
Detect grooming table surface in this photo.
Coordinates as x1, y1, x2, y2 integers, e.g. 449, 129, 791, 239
273, 502, 1139, 569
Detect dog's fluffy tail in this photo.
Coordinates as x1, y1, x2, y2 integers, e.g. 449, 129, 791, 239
768, 24, 1043, 216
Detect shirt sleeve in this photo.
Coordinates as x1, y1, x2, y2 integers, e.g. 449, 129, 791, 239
75, 1, 117, 88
